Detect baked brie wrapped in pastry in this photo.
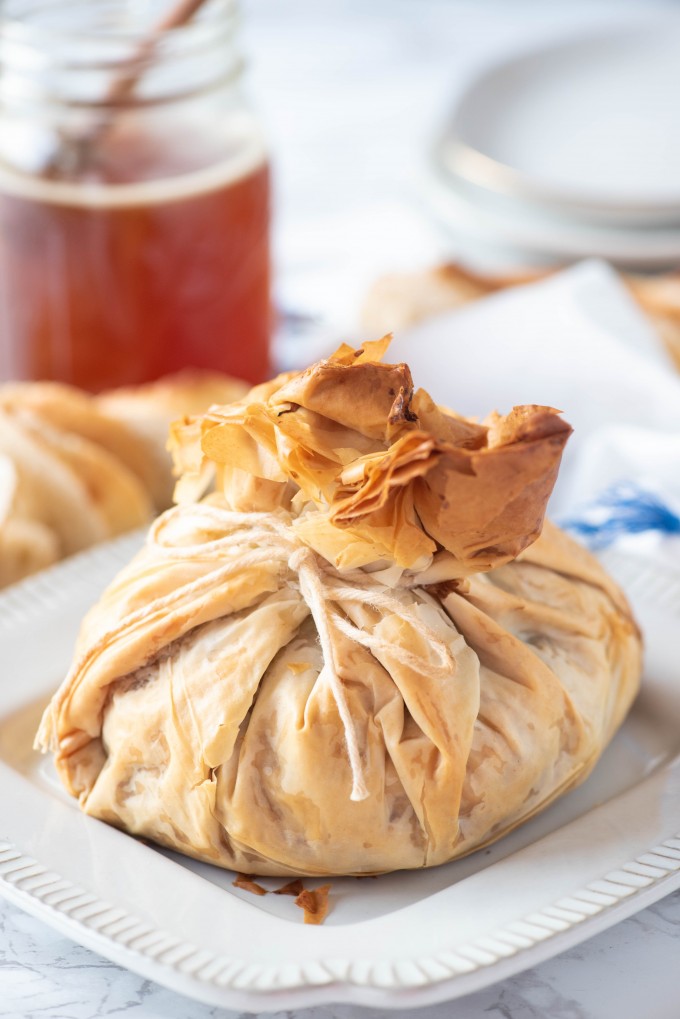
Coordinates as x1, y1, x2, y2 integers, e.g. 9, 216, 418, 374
36, 339, 642, 876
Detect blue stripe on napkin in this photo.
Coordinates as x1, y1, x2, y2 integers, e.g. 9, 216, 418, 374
559, 482, 680, 550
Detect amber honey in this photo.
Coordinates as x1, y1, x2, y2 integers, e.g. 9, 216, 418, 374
0, 124, 271, 391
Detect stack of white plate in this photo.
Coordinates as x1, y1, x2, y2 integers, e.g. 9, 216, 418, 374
425, 21, 680, 268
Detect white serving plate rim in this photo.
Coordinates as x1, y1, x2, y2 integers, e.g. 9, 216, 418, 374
1, 535, 679, 1011
442, 20, 680, 219
421, 164, 680, 267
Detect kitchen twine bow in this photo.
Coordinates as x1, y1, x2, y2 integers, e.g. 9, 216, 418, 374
144, 503, 459, 802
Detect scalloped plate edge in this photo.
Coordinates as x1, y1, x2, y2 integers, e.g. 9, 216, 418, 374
1, 834, 679, 1010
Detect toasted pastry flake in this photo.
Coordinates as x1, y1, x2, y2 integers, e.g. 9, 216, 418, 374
295, 884, 331, 925
274, 879, 305, 896
233, 873, 268, 896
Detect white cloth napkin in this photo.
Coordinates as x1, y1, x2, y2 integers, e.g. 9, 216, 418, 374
388, 259, 680, 521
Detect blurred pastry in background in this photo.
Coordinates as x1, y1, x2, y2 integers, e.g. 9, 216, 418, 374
0, 372, 247, 589
0, 453, 59, 588
97, 372, 248, 510
362, 263, 680, 370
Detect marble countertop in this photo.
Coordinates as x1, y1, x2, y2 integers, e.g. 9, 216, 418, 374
2, 892, 680, 1019
3, 1, 680, 1016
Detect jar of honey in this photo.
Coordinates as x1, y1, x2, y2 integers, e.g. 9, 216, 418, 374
0, 0, 271, 390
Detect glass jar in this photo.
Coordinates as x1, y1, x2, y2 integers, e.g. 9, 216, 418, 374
0, 0, 271, 390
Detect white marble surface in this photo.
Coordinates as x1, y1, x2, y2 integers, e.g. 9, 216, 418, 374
1, 892, 680, 1018
3, 1, 680, 1016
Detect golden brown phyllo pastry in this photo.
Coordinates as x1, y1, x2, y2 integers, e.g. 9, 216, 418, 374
36, 338, 642, 876
0, 372, 247, 588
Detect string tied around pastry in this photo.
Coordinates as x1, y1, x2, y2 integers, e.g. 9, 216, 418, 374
146, 503, 459, 804
289, 545, 370, 802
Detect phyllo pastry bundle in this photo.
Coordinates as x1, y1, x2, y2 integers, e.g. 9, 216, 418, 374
36, 339, 642, 877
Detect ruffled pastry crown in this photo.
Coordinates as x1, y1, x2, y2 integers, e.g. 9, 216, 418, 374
169, 337, 572, 576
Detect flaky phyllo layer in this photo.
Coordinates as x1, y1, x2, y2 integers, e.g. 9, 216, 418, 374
169, 337, 573, 575
37, 339, 642, 875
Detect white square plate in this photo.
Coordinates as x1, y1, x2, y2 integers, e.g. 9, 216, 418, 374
0, 535, 679, 1011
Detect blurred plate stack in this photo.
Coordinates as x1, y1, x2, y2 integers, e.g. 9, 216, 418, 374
426, 22, 680, 268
